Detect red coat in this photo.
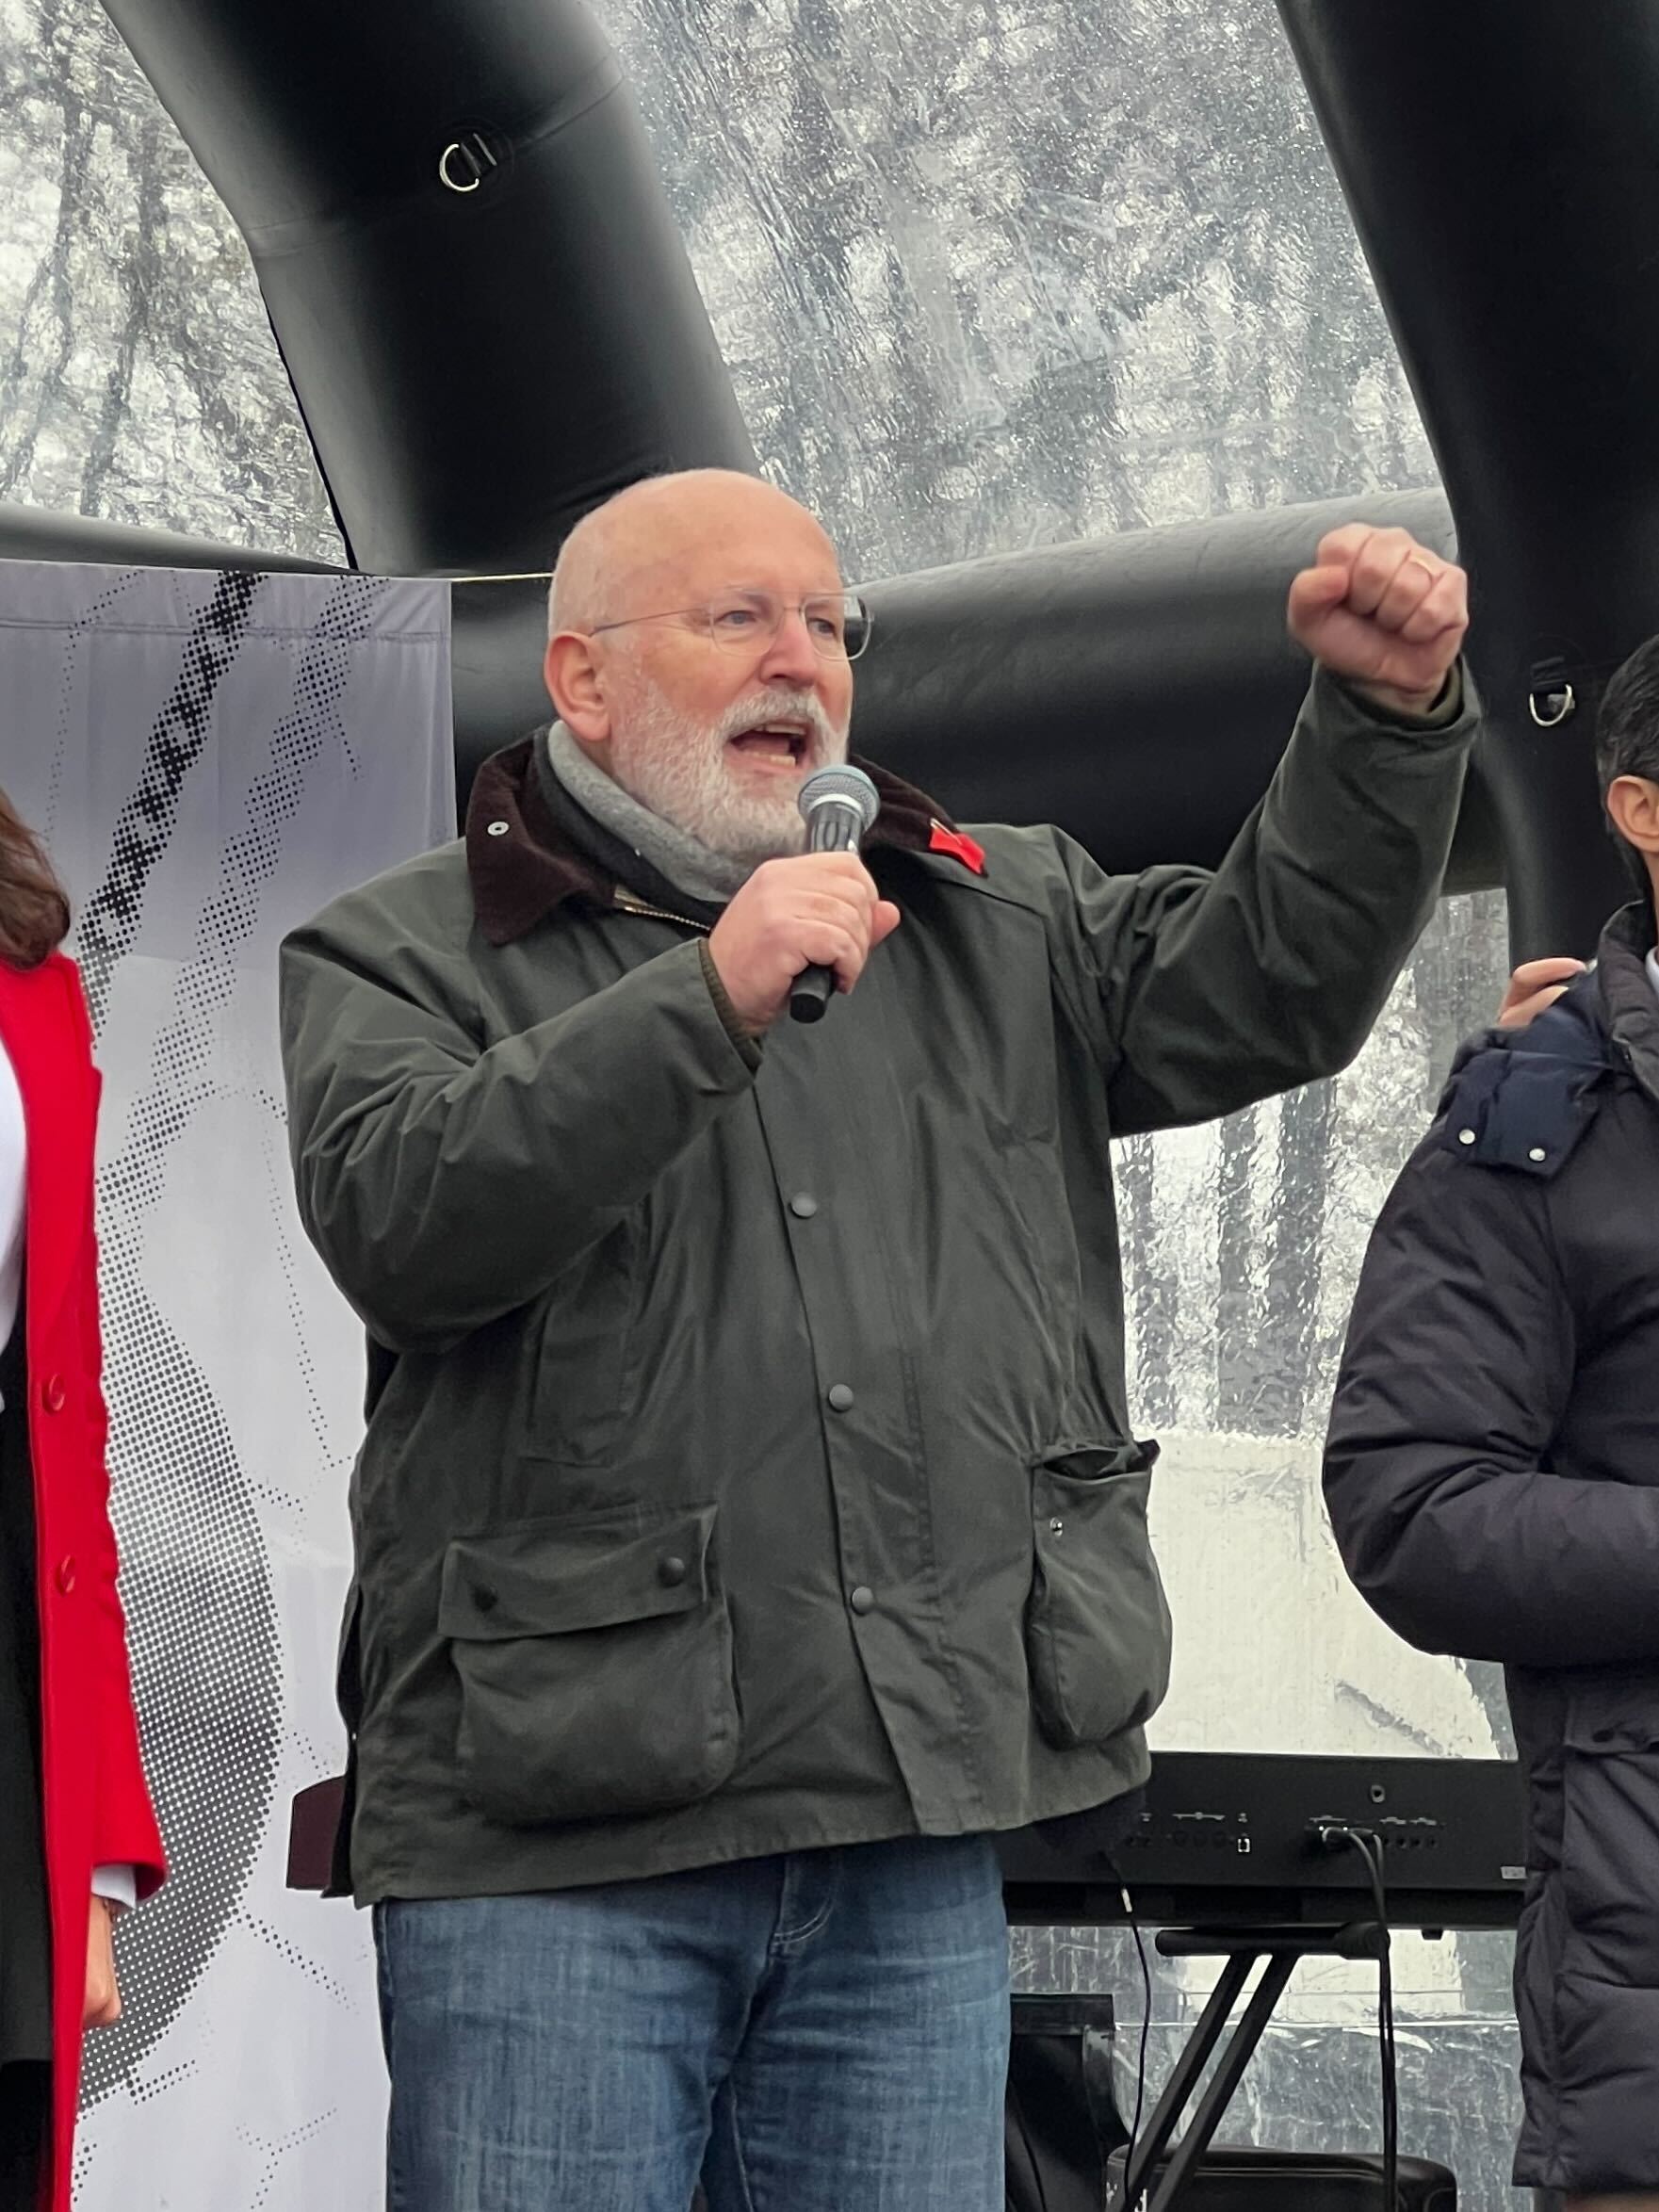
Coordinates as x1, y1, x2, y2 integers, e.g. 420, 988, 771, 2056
0, 951, 165, 2211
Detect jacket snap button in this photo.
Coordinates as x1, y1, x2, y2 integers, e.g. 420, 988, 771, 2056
41, 1374, 66, 1413
789, 1193, 819, 1219
1049, 1516, 1065, 1537
658, 1554, 689, 1587
56, 1555, 76, 1595
1456, 1129, 1476, 1147
472, 1583, 499, 1613
827, 1383, 854, 1412
849, 1585, 875, 1615
486, 820, 510, 838
1528, 1147, 1547, 1163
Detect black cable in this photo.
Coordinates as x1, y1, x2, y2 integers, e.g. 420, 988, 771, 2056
1102, 1856, 1153, 2212
1318, 1825, 1398, 2212
1352, 1830, 1397, 2212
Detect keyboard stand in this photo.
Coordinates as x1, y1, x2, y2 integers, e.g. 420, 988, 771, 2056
1108, 1920, 1386, 2212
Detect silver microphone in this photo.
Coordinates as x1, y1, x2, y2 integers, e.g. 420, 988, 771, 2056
790, 766, 881, 1024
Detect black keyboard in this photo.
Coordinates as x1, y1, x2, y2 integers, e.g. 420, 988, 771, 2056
998, 1750, 1526, 1930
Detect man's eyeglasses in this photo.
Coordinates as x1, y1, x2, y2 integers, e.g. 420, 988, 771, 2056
587, 587, 871, 662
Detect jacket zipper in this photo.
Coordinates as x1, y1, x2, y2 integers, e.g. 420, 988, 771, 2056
611, 888, 712, 936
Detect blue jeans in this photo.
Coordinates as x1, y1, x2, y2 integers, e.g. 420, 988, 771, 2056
375, 1834, 1011, 2212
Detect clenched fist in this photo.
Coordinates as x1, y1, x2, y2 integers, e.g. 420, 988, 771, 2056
708, 852, 901, 1035
1288, 525, 1469, 716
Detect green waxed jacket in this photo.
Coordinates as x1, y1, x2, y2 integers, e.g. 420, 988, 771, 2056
279, 665, 1475, 1902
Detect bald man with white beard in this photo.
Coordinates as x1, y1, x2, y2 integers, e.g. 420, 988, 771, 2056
281, 468, 1479, 2212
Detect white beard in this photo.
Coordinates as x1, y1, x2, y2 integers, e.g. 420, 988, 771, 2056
608, 681, 850, 867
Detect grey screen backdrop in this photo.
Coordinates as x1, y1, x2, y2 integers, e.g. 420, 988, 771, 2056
0, 559, 452, 2209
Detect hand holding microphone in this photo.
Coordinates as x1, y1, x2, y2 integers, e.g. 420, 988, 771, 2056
788, 767, 884, 1022
707, 767, 899, 1036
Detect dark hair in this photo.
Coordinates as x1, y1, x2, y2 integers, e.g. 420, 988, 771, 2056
0, 791, 71, 968
1596, 634, 1659, 898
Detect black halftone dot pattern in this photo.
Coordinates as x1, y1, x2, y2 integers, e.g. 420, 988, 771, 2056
289, 1725, 333, 1775
72, 575, 390, 2114
84, 1290, 281, 2112
234, 1911, 358, 2009
77, 569, 263, 1033
126, 2058, 199, 2106
252, 1098, 330, 1488
238, 2109, 340, 2209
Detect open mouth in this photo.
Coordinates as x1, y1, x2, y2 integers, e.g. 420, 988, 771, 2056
727, 723, 809, 772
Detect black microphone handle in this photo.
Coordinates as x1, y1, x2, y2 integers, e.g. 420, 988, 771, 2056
788, 963, 836, 1023
789, 800, 864, 1025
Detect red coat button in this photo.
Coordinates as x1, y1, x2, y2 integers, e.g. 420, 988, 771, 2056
41, 1374, 66, 1413
56, 1555, 76, 1595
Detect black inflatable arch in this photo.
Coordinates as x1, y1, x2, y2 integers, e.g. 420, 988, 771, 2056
16, 0, 1659, 936
1279, 0, 1659, 955
0, 486, 1498, 891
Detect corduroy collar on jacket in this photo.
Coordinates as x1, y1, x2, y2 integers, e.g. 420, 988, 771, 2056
466, 730, 972, 947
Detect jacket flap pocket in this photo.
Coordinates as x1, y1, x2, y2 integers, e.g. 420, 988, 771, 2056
438, 1507, 714, 1642
1036, 1439, 1160, 1485
1025, 1438, 1171, 1750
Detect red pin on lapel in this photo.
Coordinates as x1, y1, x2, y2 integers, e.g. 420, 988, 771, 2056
927, 820, 987, 875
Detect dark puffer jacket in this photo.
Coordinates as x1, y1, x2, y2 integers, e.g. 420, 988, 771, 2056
1324, 903, 1659, 2196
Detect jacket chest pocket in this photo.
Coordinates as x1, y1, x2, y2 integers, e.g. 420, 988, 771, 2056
1025, 1441, 1172, 1749
438, 1504, 740, 1827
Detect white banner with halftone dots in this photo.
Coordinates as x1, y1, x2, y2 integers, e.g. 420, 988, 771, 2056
0, 559, 451, 2210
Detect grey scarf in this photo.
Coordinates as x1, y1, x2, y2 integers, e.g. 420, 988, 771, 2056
543, 721, 752, 905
